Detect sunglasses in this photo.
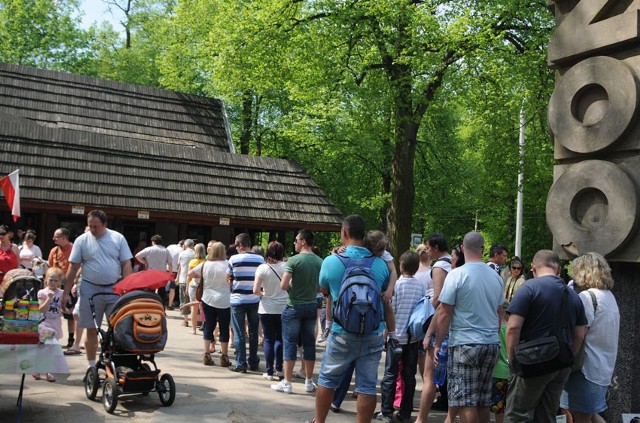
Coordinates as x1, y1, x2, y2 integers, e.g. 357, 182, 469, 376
511, 266, 522, 270
0, 232, 6, 236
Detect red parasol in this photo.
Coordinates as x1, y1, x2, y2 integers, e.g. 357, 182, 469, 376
112, 270, 175, 296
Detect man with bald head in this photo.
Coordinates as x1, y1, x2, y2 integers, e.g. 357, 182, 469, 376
433, 231, 504, 423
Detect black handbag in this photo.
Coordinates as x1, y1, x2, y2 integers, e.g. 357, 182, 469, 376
514, 286, 575, 378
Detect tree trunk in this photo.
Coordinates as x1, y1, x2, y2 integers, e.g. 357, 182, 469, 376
239, 91, 253, 155
387, 64, 419, 260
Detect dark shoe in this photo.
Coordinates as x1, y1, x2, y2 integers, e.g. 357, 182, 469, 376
330, 404, 340, 413
220, 354, 231, 367
393, 414, 410, 423
167, 306, 174, 311
374, 412, 392, 423
228, 365, 247, 373
65, 338, 75, 349
203, 352, 214, 366
249, 365, 259, 371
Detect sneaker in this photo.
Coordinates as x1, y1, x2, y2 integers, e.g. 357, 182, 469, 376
203, 352, 214, 366
330, 404, 340, 413
293, 370, 306, 379
263, 373, 274, 381
220, 354, 231, 368
271, 380, 292, 394
228, 365, 247, 373
305, 379, 317, 393
374, 411, 393, 423
275, 370, 284, 379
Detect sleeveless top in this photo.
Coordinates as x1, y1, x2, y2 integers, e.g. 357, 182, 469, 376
0, 246, 18, 274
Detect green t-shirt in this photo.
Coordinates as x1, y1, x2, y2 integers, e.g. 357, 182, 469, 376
284, 252, 323, 306
492, 324, 509, 379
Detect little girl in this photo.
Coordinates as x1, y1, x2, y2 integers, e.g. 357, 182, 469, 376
33, 267, 64, 382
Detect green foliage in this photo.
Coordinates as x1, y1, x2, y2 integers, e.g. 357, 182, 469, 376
2, 0, 559, 263
0, 0, 94, 72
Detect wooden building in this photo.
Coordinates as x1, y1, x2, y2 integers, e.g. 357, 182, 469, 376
0, 62, 342, 253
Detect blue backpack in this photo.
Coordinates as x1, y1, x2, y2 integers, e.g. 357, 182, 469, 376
407, 291, 436, 342
333, 254, 383, 335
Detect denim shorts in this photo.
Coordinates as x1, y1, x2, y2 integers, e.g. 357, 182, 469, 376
282, 303, 317, 361
560, 370, 608, 413
318, 331, 384, 395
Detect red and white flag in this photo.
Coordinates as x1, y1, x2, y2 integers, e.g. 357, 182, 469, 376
0, 170, 20, 221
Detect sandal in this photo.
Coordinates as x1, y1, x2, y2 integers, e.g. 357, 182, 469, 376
182, 321, 189, 327
32, 373, 41, 380
210, 344, 216, 354
64, 348, 82, 355
45, 373, 56, 382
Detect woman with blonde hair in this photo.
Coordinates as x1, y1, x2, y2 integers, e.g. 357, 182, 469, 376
561, 252, 619, 423
187, 242, 231, 366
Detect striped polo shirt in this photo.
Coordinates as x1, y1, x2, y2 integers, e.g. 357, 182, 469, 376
227, 252, 264, 305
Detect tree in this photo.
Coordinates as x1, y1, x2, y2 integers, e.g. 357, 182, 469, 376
0, 0, 94, 73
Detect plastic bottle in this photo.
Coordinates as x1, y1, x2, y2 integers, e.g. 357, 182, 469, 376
433, 340, 448, 387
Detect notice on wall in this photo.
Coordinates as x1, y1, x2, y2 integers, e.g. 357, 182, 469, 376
71, 206, 84, 215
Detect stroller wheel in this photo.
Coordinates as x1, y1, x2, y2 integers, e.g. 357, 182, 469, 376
157, 373, 175, 406
103, 377, 119, 414
84, 367, 100, 400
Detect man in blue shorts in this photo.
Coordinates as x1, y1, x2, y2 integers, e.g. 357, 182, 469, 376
62, 210, 133, 369
434, 231, 504, 423
310, 215, 390, 423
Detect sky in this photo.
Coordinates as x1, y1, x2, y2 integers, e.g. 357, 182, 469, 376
79, 0, 123, 29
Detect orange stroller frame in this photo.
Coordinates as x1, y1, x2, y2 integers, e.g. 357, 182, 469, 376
83, 290, 175, 413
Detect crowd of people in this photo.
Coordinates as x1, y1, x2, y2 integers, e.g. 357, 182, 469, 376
0, 211, 621, 423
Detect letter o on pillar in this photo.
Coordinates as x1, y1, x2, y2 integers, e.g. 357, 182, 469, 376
546, 160, 638, 256
549, 56, 637, 154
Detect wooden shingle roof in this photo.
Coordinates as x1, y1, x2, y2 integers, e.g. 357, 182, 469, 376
0, 62, 233, 151
0, 63, 343, 230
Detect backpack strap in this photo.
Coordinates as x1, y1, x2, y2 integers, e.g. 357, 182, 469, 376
336, 253, 375, 270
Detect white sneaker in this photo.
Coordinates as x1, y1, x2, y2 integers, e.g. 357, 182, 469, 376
271, 380, 292, 394
305, 379, 317, 393
263, 373, 274, 381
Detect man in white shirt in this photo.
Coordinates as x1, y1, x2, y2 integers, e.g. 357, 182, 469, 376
165, 240, 183, 309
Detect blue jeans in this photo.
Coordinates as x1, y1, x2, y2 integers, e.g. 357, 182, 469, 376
380, 342, 419, 419
282, 303, 317, 361
318, 331, 384, 395
230, 302, 260, 369
259, 313, 283, 376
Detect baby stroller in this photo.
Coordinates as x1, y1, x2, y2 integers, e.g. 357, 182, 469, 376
1, 268, 41, 307
84, 290, 175, 413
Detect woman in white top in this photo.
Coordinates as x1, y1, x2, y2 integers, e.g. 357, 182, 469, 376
253, 241, 288, 380
19, 231, 42, 272
188, 241, 231, 367
561, 252, 620, 423
414, 243, 432, 297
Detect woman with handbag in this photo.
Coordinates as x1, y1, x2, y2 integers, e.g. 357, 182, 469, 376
187, 242, 231, 367
561, 252, 620, 423
253, 241, 288, 381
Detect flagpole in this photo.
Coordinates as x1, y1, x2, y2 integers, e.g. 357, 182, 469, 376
515, 109, 525, 258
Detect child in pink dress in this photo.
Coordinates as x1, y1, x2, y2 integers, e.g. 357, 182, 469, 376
33, 267, 64, 382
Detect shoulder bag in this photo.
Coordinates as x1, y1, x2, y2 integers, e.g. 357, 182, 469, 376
195, 262, 206, 302
514, 285, 574, 378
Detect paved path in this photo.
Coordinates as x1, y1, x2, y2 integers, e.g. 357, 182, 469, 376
1, 309, 448, 422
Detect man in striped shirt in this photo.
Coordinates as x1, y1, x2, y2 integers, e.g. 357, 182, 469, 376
227, 233, 264, 372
